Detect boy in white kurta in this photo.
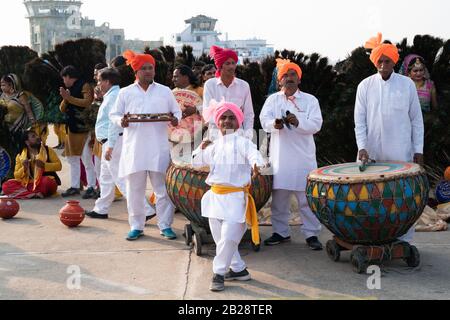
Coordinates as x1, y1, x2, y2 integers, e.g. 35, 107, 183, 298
355, 34, 424, 243
260, 59, 324, 251
110, 51, 182, 241
192, 100, 266, 292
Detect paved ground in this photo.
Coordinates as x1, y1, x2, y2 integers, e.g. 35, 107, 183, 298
1, 129, 450, 300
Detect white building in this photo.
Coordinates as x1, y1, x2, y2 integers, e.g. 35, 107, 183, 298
173, 15, 221, 58
173, 15, 273, 62
123, 39, 164, 54
24, 0, 161, 61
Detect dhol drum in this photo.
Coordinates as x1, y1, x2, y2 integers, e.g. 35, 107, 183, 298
168, 90, 205, 145
166, 160, 273, 255
306, 162, 429, 245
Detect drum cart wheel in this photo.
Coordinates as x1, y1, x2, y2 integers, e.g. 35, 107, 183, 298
326, 240, 341, 262
405, 245, 420, 268
187, 222, 213, 257
332, 237, 421, 273
193, 232, 202, 256
184, 224, 193, 246
350, 248, 368, 274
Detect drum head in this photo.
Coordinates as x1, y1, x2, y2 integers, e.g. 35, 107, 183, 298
308, 161, 423, 183
173, 89, 202, 111
0, 147, 11, 180
170, 159, 210, 173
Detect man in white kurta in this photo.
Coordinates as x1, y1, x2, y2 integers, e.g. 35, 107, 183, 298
192, 101, 266, 292
86, 68, 155, 220
260, 59, 324, 250
355, 35, 424, 243
110, 51, 181, 241
203, 46, 254, 140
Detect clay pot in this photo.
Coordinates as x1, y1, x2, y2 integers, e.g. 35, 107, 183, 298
59, 201, 85, 228
0, 197, 20, 219
445, 167, 450, 181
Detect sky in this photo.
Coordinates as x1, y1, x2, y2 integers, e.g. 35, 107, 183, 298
2, 0, 449, 61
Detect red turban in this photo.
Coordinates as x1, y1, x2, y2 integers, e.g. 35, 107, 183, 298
209, 46, 238, 77
364, 33, 399, 66
276, 59, 303, 81
123, 50, 156, 72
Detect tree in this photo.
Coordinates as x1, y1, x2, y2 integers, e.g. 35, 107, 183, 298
52, 38, 107, 84
0, 46, 38, 78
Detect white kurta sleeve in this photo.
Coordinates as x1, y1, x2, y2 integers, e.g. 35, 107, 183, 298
408, 81, 424, 154
260, 96, 277, 133
354, 81, 368, 151
296, 97, 323, 135
242, 139, 266, 168
192, 144, 213, 168
110, 89, 126, 128
242, 83, 255, 139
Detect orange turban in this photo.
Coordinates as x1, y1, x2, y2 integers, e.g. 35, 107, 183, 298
364, 33, 399, 66
276, 59, 302, 81
123, 50, 156, 72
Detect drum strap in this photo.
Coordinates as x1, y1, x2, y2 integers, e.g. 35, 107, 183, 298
211, 184, 260, 246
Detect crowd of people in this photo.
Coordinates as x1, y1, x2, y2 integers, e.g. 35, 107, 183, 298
0, 32, 437, 292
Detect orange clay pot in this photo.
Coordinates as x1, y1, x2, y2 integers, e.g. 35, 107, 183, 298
60, 200, 85, 228
445, 167, 450, 181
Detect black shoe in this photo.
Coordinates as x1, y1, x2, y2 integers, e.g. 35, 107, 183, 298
86, 211, 108, 219
224, 268, 251, 282
82, 187, 97, 199
62, 188, 81, 198
306, 236, 323, 251
93, 189, 101, 199
264, 233, 291, 246
210, 274, 225, 292
145, 214, 156, 222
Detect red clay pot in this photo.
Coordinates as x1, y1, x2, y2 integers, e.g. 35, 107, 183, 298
0, 197, 20, 219
59, 200, 85, 228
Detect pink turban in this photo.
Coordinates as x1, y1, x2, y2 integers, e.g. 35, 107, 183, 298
123, 50, 156, 72
203, 99, 244, 129
209, 46, 238, 77
364, 33, 399, 66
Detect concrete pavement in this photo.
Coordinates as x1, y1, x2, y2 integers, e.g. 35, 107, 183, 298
1, 129, 450, 300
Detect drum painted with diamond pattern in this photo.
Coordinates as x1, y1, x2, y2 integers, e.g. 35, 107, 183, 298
306, 162, 429, 245
166, 161, 273, 230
